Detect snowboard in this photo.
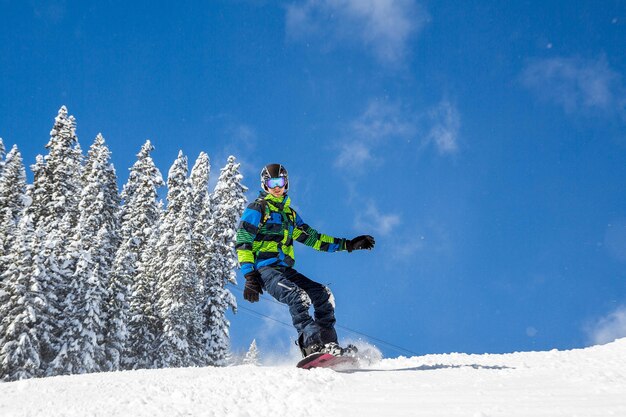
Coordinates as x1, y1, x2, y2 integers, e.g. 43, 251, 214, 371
296, 352, 359, 370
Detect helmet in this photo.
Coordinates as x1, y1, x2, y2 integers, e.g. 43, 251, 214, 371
260, 163, 289, 192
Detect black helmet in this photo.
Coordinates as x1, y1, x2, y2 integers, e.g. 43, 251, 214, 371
260, 163, 289, 192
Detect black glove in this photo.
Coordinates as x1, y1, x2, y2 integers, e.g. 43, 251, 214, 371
346, 235, 375, 252
243, 270, 264, 303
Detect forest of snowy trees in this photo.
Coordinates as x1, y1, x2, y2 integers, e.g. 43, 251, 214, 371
0, 106, 247, 382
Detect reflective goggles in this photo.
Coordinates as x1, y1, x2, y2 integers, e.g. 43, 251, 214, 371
265, 177, 287, 189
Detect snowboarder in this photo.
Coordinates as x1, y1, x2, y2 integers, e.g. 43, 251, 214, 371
236, 163, 375, 358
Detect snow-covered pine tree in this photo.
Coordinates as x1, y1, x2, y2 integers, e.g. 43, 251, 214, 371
204, 156, 247, 366
49, 134, 120, 375
0, 146, 27, 279
19, 155, 62, 371
126, 206, 162, 370
88, 135, 122, 370
155, 151, 204, 368
0, 214, 42, 381
0, 148, 40, 381
242, 339, 260, 366
189, 152, 212, 363
22, 107, 84, 376
190, 152, 211, 289
40, 106, 83, 233
0, 145, 27, 217
27, 155, 47, 229
81, 134, 121, 294
106, 140, 164, 371
0, 137, 5, 176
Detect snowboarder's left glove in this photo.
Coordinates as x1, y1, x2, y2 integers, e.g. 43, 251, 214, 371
346, 235, 375, 252
244, 270, 264, 303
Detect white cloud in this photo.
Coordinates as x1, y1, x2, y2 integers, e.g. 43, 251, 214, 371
521, 56, 626, 117
335, 101, 417, 173
353, 100, 418, 141
334, 100, 417, 171
335, 141, 373, 171
285, 0, 429, 65
354, 201, 401, 236
585, 306, 626, 346
425, 99, 460, 155
334, 98, 461, 172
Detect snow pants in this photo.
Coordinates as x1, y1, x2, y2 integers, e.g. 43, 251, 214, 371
257, 266, 337, 348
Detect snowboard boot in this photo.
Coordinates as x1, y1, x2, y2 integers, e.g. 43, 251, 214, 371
296, 334, 324, 358
296, 335, 359, 358
321, 342, 358, 357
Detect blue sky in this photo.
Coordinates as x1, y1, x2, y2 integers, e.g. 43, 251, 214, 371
1, 0, 626, 358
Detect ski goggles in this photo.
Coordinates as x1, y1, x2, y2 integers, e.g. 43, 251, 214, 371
265, 177, 287, 189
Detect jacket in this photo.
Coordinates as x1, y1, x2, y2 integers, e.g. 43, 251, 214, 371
235, 191, 347, 275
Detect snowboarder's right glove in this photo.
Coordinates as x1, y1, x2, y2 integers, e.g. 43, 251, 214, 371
244, 270, 264, 303
346, 235, 375, 252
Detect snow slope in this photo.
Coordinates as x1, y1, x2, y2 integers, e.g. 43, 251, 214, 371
1, 339, 625, 417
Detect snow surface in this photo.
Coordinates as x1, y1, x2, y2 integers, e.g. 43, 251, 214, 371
1, 339, 625, 417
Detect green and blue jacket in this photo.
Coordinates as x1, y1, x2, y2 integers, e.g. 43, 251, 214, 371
236, 192, 347, 275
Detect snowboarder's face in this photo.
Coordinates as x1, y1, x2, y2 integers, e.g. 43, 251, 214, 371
268, 184, 285, 198
265, 176, 287, 198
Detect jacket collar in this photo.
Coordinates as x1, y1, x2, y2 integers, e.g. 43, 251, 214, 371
258, 190, 290, 210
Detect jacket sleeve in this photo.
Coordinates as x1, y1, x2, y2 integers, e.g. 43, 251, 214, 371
236, 201, 263, 275
292, 210, 347, 253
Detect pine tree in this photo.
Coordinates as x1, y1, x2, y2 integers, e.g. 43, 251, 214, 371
49, 134, 120, 375
23, 163, 62, 370
190, 152, 212, 361
15, 107, 84, 375
0, 214, 42, 381
0, 145, 27, 217
204, 156, 247, 366
27, 155, 47, 229
106, 140, 163, 371
79, 134, 121, 292
0, 137, 5, 176
18, 156, 60, 376
242, 339, 260, 366
0, 211, 16, 285
155, 151, 203, 368
126, 208, 162, 369
0, 149, 39, 381
88, 135, 122, 370
23, 154, 57, 365
41, 106, 83, 233
46, 107, 83, 376
0, 146, 27, 279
